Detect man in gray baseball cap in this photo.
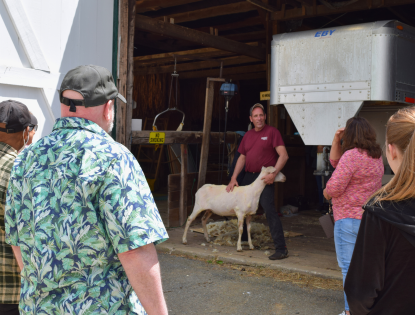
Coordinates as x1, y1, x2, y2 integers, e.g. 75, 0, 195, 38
5, 65, 169, 314
59, 64, 126, 113
0, 100, 32, 315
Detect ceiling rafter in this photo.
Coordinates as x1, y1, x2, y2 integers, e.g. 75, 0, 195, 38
271, 0, 415, 20
136, 15, 266, 60
136, 0, 202, 13
179, 63, 266, 79
155, 2, 258, 24
197, 16, 263, 33
135, 42, 261, 65
387, 7, 414, 26
135, 55, 260, 74
246, 0, 278, 12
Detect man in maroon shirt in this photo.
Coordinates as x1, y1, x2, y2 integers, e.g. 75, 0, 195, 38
226, 103, 289, 260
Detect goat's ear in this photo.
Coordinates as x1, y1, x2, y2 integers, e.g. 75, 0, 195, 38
261, 166, 265, 171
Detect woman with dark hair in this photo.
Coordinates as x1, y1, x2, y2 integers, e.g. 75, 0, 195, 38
323, 117, 384, 315
345, 107, 415, 315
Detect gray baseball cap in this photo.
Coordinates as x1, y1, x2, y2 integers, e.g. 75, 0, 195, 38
59, 65, 126, 112
0, 100, 31, 133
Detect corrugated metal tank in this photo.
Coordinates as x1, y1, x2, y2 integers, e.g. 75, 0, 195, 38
270, 20, 415, 145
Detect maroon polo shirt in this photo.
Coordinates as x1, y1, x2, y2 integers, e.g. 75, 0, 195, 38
238, 124, 284, 173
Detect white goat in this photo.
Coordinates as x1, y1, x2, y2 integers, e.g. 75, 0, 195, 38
182, 166, 286, 251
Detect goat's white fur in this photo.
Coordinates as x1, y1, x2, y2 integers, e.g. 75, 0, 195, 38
182, 166, 286, 251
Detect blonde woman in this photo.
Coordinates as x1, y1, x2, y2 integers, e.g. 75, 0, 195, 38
345, 107, 415, 315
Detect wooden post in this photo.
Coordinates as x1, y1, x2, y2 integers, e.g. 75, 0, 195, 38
197, 77, 225, 189
126, 0, 136, 150
271, 20, 286, 214
180, 144, 188, 226
286, 113, 293, 135
300, 156, 306, 196
265, 11, 271, 124
116, 0, 128, 146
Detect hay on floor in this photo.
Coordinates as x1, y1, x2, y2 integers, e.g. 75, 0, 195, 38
198, 220, 302, 248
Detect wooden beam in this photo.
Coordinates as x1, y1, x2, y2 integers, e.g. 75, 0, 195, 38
135, 33, 185, 51
179, 144, 188, 226
158, 2, 257, 24
179, 64, 266, 79
271, 0, 415, 20
322, 15, 345, 26
198, 16, 263, 32
198, 77, 225, 190
134, 45, 244, 66
135, 55, 259, 74
265, 10, 271, 125
387, 7, 414, 26
136, 0, 202, 13
116, 0, 129, 146
224, 71, 266, 81
126, 0, 136, 150
247, 0, 277, 12
296, 0, 314, 7
131, 130, 240, 145
136, 15, 266, 60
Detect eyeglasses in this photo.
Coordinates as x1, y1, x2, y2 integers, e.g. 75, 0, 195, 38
28, 125, 38, 132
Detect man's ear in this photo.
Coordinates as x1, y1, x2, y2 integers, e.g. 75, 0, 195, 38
249, 116, 253, 123
103, 100, 114, 121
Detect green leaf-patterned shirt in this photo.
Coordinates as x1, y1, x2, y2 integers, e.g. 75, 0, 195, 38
5, 117, 168, 314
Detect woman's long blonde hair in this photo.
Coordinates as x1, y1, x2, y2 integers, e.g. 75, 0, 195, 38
371, 106, 415, 204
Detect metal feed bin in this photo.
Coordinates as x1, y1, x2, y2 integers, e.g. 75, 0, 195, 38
270, 20, 415, 145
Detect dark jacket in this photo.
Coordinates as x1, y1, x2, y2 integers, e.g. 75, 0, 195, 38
344, 198, 415, 315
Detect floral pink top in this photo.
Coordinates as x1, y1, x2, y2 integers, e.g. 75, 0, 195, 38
326, 148, 384, 222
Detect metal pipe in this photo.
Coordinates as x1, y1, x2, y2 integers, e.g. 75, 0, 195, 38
323, 146, 330, 176
220, 61, 223, 78
220, 99, 229, 184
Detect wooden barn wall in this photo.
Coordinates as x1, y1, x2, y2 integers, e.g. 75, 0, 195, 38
132, 74, 246, 131
178, 78, 241, 131
132, 73, 176, 128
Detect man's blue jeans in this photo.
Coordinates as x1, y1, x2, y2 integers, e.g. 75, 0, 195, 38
334, 218, 361, 311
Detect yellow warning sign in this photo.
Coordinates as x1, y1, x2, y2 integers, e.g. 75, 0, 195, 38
149, 132, 165, 144
260, 91, 270, 100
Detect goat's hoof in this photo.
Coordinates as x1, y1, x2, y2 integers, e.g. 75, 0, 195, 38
237, 248, 243, 252
249, 247, 254, 250
205, 238, 211, 243
182, 241, 187, 245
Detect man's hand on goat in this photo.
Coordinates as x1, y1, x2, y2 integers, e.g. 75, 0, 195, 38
226, 178, 239, 192
261, 173, 276, 185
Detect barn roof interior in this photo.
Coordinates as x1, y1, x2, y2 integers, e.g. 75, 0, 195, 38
133, 0, 415, 128
129, 0, 415, 222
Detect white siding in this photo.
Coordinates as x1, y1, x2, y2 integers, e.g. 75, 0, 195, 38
0, 0, 114, 143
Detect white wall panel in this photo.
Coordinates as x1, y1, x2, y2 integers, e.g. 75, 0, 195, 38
0, 0, 31, 68
0, 0, 114, 143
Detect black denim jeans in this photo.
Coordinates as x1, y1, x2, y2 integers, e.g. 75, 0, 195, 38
241, 172, 287, 252
0, 304, 19, 315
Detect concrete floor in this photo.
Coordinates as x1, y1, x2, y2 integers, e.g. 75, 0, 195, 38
160, 253, 344, 315
154, 200, 341, 280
